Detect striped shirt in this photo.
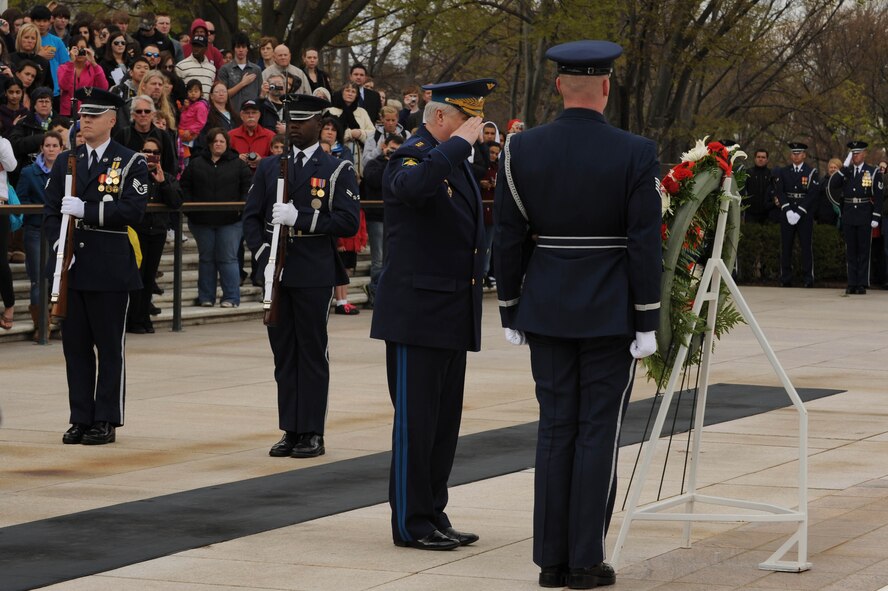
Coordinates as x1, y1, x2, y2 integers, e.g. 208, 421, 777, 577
175, 56, 217, 99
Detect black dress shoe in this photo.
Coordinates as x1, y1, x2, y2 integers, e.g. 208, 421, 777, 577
539, 564, 568, 588
857, 286, 867, 294
393, 529, 460, 551
441, 526, 479, 546
291, 433, 325, 458
149, 304, 162, 316
62, 423, 88, 444
145, 324, 155, 334
567, 563, 616, 589
269, 432, 298, 457
780, 281, 793, 288
846, 287, 855, 295
804, 281, 814, 288
127, 325, 147, 334
81, 422, 116, 445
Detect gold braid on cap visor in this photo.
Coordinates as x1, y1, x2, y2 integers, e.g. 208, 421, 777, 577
445, 96, 484, 118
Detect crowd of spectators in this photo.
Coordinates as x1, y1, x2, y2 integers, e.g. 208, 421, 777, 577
0, 4, 524, 333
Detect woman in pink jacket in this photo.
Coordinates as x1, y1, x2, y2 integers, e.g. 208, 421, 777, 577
57, 34, 109, 117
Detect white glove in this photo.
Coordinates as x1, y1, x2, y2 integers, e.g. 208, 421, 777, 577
61, 196, 85, 219
843, 151, 853, 168
272, 202, 298, 226
630, 331, 657, 359
786, 210, 800, 225
505, 328, 526, 346
872, 220, 880, 229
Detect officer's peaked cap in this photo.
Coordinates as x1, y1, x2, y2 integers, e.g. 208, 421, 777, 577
847, 140, 868, 153
75, 87, 124, 115
285, 94, 331, 121
546, 40, 623, 76
421, 79, 497, 118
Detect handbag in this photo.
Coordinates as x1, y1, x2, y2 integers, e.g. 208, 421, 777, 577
5, 183, 23, 232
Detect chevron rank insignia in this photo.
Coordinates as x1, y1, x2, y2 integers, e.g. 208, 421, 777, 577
402, 158, 418, 167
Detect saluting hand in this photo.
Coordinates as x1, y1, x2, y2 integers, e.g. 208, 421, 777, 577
450, 116, 484, 145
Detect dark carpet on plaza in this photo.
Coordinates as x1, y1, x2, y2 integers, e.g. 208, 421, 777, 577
1, 384, 841, 591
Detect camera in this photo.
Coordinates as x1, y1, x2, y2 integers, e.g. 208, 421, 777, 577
247, 152, 258, 161
71, 47, 82, 56
268, 84, 280, 91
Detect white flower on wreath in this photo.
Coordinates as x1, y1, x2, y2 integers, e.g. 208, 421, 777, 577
655, 176, 671, 216
681, 136, 709, 163
731, 148, 748, 166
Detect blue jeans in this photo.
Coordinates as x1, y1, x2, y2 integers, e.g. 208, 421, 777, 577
367, 219, 384, 299
483, 224, 494, 277
24, 225, 44, 305
188, 221, 242, 305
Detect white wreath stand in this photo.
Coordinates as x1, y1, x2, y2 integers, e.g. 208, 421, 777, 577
611, 176, 811, 573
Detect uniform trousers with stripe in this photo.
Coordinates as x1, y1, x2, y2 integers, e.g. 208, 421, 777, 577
843, 223, 872, 288
528, 333, 635, 568
63, 289, 130, 426
386, 342, 466, 543
780, 213, 814, 284
267, 286, 333, 434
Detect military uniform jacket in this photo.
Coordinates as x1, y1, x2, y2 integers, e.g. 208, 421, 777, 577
369, 124, 485, 352
826, 163, 884, 227
773, 162, 819, 216
494, 108, 661, 338
44, 142, 149, 292
243, 149, 361, 288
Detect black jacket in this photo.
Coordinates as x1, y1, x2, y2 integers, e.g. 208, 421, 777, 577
180, 149, 252, 226
8, 111, 51, 182
133, 172, 183, 235
742, 165, 777, 223
114, 125, 178, 178
361, 153, 387, 222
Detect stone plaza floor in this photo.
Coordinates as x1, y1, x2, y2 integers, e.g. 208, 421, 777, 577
2, 286, 888, 590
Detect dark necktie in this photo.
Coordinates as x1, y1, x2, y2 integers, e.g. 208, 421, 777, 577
88, 150, 98, 176
294, 151, 305, 170
358, 90, 364, 107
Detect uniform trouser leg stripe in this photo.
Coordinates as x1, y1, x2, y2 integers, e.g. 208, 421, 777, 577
602, 359, 637, 558
395, 344, 410, 541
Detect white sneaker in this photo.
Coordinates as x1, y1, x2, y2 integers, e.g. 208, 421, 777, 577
220, 301, 238, 308
166, 229, 175, 243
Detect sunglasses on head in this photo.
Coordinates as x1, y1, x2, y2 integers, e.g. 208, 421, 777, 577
133, 109, 152, 115
142, 149, 160, 154
144, 52, 159, 58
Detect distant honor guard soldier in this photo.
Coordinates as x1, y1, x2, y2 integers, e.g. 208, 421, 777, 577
243, 94, 360, 458
370, 79, 496, 551
494, 41, 661, 589
44, 87, 150, 445
827, 140, 884, 294
773, 142, 819, 287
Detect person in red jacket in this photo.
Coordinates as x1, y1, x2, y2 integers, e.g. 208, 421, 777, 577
228, 98, 275, 174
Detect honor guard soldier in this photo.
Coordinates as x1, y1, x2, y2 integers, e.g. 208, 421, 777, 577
773, 142, 819, 287
827, 141, 884, 294
494, 41, 661, 589
44, 87, 150, 445
370, 79, 496, 551
243, 94, 360, 458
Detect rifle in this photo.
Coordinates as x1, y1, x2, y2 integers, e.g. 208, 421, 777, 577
50, 153, 77, 320
263, 94, 292, 326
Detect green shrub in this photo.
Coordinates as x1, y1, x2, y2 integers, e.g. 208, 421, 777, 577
735, 222, 848, 283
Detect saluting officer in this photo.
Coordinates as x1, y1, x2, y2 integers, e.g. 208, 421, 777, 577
494, 41, 661, 589
773, 142, 819, 287
827, 141, 884, 294
44, 87, 150, 445
243, 95, 360, 459
370, 79, 496, 551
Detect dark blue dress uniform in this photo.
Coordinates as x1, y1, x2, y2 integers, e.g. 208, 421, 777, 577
370, 79, 495, 548
826, 141, 884, 293
494, 41, 661, 573
773, 143, 819, 287
43, 89, 149, 437
243, 117, 360, 442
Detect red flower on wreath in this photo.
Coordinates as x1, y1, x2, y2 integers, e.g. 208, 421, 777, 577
662, 176, 680, 194
672, 165, 694, 182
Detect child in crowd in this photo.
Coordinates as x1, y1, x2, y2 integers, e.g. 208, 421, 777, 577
270, 134, 285, 156
177, 79, 209, 161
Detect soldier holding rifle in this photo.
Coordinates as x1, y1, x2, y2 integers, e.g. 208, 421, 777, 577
44, 87, 149, 446
243, 94, 360, 459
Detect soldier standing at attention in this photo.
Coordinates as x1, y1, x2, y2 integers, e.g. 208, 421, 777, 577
243, 95, 360, 458
827, 141, 884, 294
371, 79, 496, 551
44, 88, 149, 445
773, 142, 819, 287
494, 41, 661, 589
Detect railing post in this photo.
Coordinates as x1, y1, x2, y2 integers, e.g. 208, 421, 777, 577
38, 222, 48, 345
173, 212, 183, 332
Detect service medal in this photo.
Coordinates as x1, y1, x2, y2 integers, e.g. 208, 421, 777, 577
801, 176, 807, 186
311, 198, 322, 210
316, 189, 325, 197
98, 184, 105, 192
